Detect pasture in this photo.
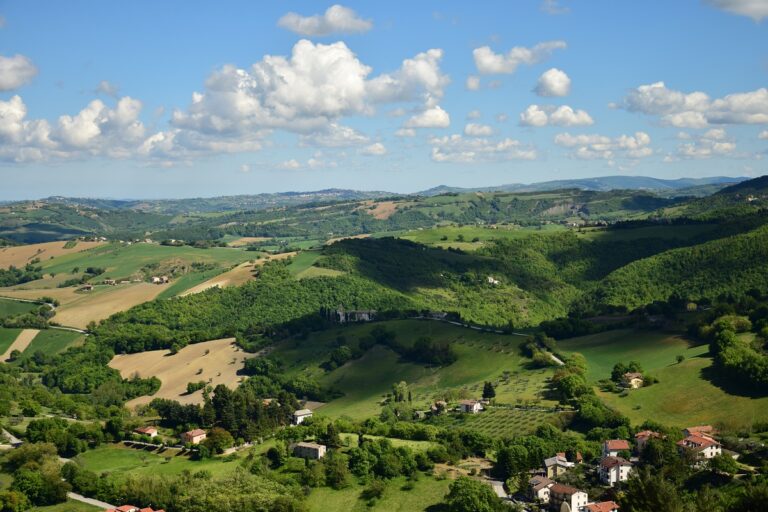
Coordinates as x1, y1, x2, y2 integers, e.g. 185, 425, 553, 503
0, 328, 22, 355
557, 329, 709, 382
274, 319, 554, 420
12, 329, 84, 363
399, 224, 565, 251
0, 329, 39, 361
0, 241, 105, 269
459, 407, 564, 438
30, 501, 100, 512
109, 337, 259, 408
0, 297, 37, 318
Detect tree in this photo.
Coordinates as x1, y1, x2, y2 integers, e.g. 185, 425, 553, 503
444, 476, 505, 512
321, 423, 342, 449
324, 452, 350, 489
482, 381, 496, 400
676, 355, 685, 364
201, 427, 234, 454
709, 454, 739, 475
620, 467, 685, 512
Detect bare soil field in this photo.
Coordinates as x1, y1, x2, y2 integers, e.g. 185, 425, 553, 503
0, 283, 169, 329
325, 234, 371, 245
180, 253, 295, 296
0, 241, 105, 269
109, 337, 259, 408
356, 200, 407, 220
227, 237, 272, 247
1, 329, 39, 361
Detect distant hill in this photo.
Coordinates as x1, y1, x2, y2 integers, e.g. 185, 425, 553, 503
716, 175, 768, 195
418, 176, 745, 196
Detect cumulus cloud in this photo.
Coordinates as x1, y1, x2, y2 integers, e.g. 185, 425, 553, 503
430, 134, 537, 163
360, 142, 387, 155
464, 123, 494, 136
465, 75, 480, 91
472, 40, 566, 74
676, 128, 736, 159
300, 123, 369, 147
466, 110, 482, 120
395, 128, 416, 137
519, 104, 593, 127
541, 0, 570, 14
554, 131, 653, 159
534, 68, 571, 97
704, 0, 768, 21
278, 4, 372, 36
0, 54, 38, 91
404, 105, 450, 128
95, 80, 120, 98
759, 130, 768, 140
367, 48, 449, 106
622, 81, 768, 127
278, 159, 302, 169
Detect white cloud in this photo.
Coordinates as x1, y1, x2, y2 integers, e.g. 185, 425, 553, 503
676, 129, 736, 159
466, 109, 482, 120
465, 75, 480, 91
472, 40, 566, 74
240, 164, 252, 173
95, 80, 120, 98
534, 68, 571, 97
496, 113, 509, 123
367, 48, 449, 107
519, 104, 593, 127
541, 0, 570, 14
554, 131, 652, 159
277, 4, 372, 36
279, 159, 302, 169
759, 130, 768, 140
704, 0, 768, 21
0, 54, 38, 91
300, 123, 369, 147
430, 134, 537, 163
404, 105, 450, 128
360, 142, 387, 155
464, 123, 494, 136
622, 81, 768, 127
395, 128, 416, 137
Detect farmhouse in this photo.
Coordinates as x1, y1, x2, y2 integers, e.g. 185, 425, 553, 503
293, 409, 313, 425
292, 441, 326, 460
622, 372, 644, 389
548, 483, 588, 512
332, 305, 376, 323
634, 430, 662, 452
103, 279, 116, 285
599, 456, 633, 486
80, 284, 94, 292
458, 399, 483, 414
602, 439, 631, 458
487, 276, 500, 285
150, 276, 170, 284
528, 475, 554, 503
683, 425, 716, 438
544, 454, 574, 478
584, 501, 620, 512
677, 433, 722, 460
133, 426, 158, 438
180, 428, 207, 445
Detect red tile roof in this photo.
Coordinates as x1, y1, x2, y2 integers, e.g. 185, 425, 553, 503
550, 483, 582, 496
677, 434, 720, 450
585, 501, 620, 512
183, 428, 206, 437
600, 456, 632, 469
604, 439, 630, 451
635, 430, 661, 440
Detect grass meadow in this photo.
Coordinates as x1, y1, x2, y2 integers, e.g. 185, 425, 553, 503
0, 298, 37, 318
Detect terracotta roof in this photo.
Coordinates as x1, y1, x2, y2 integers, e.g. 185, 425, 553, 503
685, 425, 714, 435
529, 475, 554, 492
134, 426, 157, 434
635, 430, 661, 440
604, 439, 631, 451
585, 501, 620, 512
549, 483, 582, 496
623, 372, 643, 380
677, 434, 720, 450
600, 456, 632, 469
183, 429, 206, 437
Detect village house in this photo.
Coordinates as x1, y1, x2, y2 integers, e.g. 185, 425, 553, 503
683, 425, 715, 438
634, 430, 663, 453
544, 454, 575, 478
80, 284, 94, 292
622, 372, 644, 389
602, 439, 631, 458
103, 279, 116, 285
180, 428, 207, 445
548, 483, 588, 512
599, 456, 633, 486
292, 441, 326, 460
528, 475, 554, 504
293, 408, 313, 425
431, 400, 448, 415
557, 451, 583, 464
677, 433, 722, 460
487, 276, 500, 285
105, 506, 165, 512
584, 501, 620, 512
133, 426, 158, 438
332, 305, 376, 323
458, 399, 483, 414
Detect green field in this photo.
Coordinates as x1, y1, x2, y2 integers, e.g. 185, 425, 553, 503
274, 320, 554, 419
305, 474, 450, 512
73, 444, 246, 478
599, 356, 768, 429
155, 266, 226, 299
339, 433, 439, 452
0, 298, 37, 318
576, 223, 720, 242
286, 251, 323, 276
13, 329, 84, 363
30, 501, 101, 512
457, 407, 564, 439
0, 327, 22, 355
558, 329, 709, 382
40, 243, 255, 281
400, 224, 565, 251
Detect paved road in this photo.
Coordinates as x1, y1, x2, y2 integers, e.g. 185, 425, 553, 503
487, 479, 508, 499
67, 491, 116, 510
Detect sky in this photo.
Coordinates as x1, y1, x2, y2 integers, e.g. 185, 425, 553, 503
0, 0, 766, 199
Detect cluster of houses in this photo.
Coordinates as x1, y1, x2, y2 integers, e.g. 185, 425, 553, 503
526, 426, 725, 511
331, 305, 377, 323
150, 275, 170, 284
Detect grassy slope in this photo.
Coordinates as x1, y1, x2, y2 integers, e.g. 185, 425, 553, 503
30, 502, 101, 512
0, 327, 22, 354
0, 298, 37, 318
399, 224, 565, 251
274, 320, 554, 420
557, 329, 709, 382
41, 243, 254, 281
305, 475, 450, 512
12, 329, 84, 362
154, 267, 225, 299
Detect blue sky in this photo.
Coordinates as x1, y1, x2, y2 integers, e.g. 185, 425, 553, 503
0, 0, 766, 199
